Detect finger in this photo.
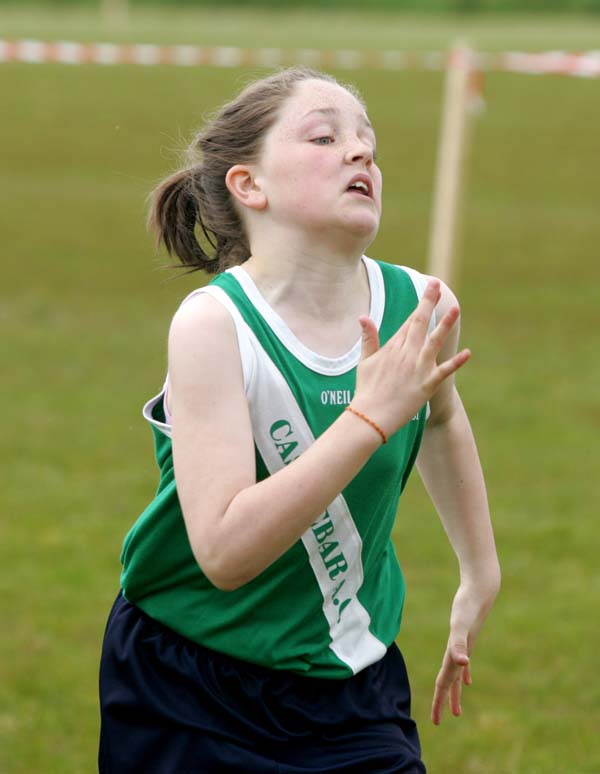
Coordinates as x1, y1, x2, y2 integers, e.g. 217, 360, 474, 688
430, 348, 471, 388
463, 662, 473, 687
431, 652, 455, 725
450, 673, 463, 717
431, 672, 453, 725
358, 316, 380, 361
406, 279, 441, 349
431, 680, 448, 726
422, 305, 461, 359
448, 639, 469, 718
450, 659, 473, 717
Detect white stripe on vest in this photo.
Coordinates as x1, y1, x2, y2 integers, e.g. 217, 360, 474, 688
204, 286, 387, 673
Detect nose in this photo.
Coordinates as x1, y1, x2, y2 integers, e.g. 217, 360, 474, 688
344, 137, 374, 165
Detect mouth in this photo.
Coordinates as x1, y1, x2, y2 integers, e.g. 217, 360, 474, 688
346, 176, 373, 199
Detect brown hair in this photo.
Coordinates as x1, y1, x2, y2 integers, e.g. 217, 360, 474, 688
147, 67, 360, 275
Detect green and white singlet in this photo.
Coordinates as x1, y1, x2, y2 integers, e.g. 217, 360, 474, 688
120, 257, 433, 679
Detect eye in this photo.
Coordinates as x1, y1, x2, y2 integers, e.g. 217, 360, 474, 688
312, 136, 334, 145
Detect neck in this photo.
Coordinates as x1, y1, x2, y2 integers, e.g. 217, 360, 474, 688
242, 222, 372, 320
242, 238, 371, 324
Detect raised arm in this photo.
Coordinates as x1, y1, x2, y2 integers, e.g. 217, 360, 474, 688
169, 278, 469, 591
415, 280, 501, 725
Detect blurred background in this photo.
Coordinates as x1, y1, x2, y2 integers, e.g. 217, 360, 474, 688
2, 1, 599, 772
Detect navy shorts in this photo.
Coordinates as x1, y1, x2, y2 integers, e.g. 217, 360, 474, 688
99, 593, 426, 773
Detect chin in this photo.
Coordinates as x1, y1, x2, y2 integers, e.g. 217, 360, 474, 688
342, 214, 380, 243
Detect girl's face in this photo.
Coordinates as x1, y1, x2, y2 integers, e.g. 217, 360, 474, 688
255, 79, 382, 249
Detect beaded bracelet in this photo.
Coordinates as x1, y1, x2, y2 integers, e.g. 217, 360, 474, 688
345, 406, 388, 445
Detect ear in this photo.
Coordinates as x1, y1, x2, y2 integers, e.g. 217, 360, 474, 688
225, 165, 267, 211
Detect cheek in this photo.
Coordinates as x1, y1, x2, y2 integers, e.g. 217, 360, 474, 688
273, 157, 334, 211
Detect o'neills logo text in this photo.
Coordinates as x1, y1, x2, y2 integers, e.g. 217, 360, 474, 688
269, 419, 351, 622
321, 389, 353, 406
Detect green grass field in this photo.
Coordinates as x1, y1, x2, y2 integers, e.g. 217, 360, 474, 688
2, 5, 599, 773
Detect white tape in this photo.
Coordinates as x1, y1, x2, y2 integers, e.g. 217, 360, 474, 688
211, 46, 243, 68
380, 50, 407, 70
18, 40, 46, 64
255, 48, 285, 67
131, 44, 162, 66
334, 49, 363, 70
294, 48, 322, 67
170, 45, 199, 67
93, 43, 120, 65
573, 55, 600, 78
55, 41, 84, 65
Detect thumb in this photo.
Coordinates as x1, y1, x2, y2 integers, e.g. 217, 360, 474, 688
449, 637, 470, 667
358, 316, 380, 361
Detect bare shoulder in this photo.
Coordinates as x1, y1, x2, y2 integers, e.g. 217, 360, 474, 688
169, 291, 239, 364
169, 291, 236, 351
167, 291, 244, 403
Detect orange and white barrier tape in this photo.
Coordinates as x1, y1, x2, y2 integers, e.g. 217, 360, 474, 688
0, 39, 599, 78
0, 40, 438, 69
482, 50, 600, 77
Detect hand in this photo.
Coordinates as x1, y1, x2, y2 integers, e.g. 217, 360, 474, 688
431, 640, 472, 726
353, 278, 470, 437
431, 579, 498, 725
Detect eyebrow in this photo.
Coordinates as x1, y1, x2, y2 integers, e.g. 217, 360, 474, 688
301, 107, 373, 130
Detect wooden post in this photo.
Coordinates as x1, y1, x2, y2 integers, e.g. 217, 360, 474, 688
427, 46, 476, 287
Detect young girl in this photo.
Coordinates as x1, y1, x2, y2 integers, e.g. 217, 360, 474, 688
99, 67, 500, 774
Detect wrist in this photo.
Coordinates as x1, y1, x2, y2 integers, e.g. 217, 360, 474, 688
337, 405, 384, 456
459, 562, 501, 601
345, 405, 387, 445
